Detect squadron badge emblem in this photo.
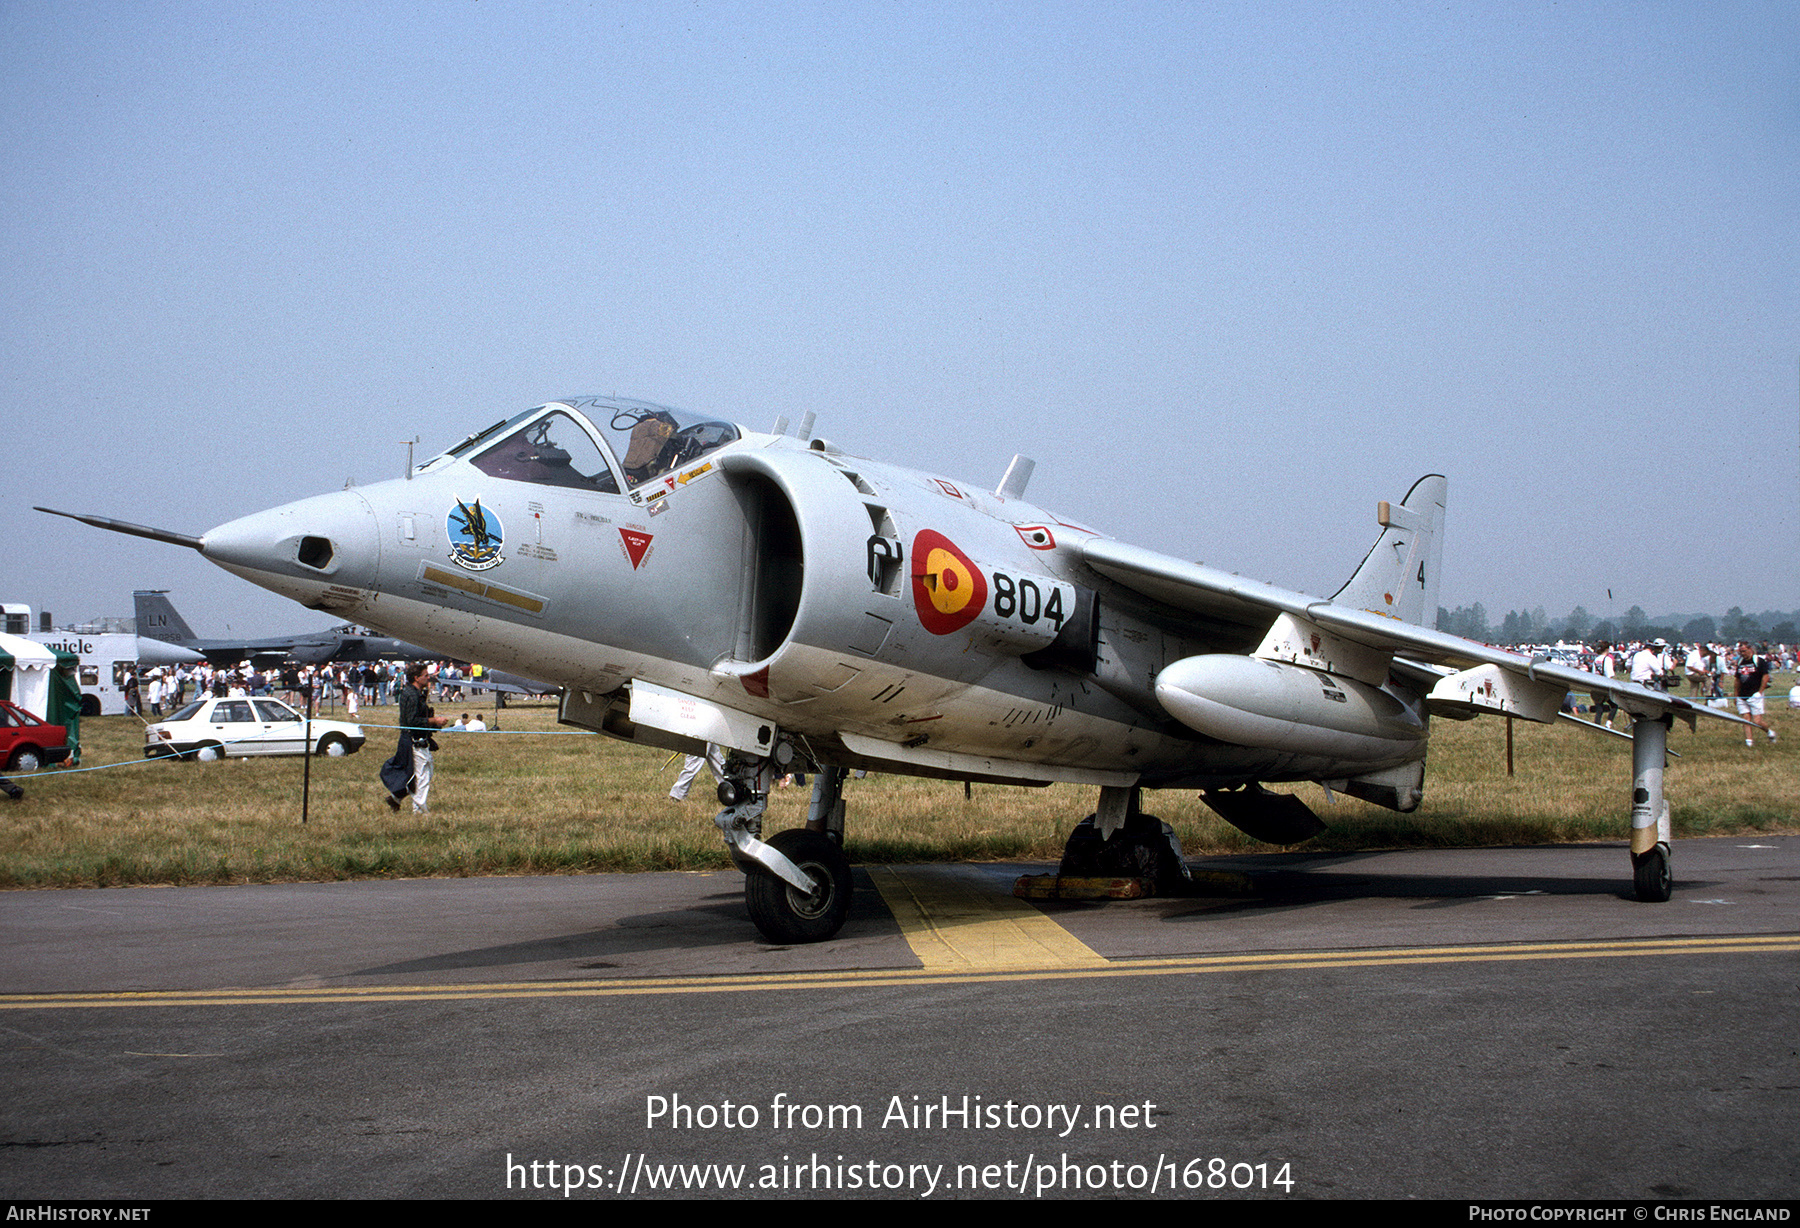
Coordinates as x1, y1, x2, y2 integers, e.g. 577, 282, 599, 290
447, 498, 505, 571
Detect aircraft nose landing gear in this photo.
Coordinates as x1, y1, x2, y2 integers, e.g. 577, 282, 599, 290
744, 828, 853, 944
715, 760, 854, 943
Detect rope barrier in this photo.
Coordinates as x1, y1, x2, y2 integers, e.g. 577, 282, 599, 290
6, 721, 600, 784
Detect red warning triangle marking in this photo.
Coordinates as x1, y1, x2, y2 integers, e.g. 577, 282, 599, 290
619, 528, 653, 569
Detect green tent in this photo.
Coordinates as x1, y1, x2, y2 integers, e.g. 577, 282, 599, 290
0, 634, 81, 765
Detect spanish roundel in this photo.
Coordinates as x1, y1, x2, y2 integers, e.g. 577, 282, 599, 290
910, 529, 987, 635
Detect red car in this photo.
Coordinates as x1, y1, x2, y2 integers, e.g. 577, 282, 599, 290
0, 701, 71, 772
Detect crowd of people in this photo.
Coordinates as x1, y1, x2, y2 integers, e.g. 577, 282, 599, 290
1563, 638, 1789, 746
117, 660, 500, 719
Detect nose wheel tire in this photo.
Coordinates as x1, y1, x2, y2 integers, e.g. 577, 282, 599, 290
1632, 843, 1672, 903
744, 829, 853, 944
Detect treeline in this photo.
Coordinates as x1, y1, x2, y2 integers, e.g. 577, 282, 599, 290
1435, 604, 1798, 647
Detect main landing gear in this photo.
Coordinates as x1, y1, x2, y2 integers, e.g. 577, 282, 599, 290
1055, 785, 1191, 897
715, 757, 853, 943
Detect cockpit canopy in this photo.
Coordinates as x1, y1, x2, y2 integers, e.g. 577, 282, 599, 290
440, 397, 740, 494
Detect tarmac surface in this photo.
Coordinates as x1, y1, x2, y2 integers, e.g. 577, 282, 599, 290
2, 836, 1796, 1200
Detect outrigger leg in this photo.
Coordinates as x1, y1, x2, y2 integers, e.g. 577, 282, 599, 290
1628, 714, 1674, 902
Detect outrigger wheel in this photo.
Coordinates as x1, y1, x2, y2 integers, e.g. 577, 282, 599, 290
744, 829, 853, 944
1632, 843, 1673, 903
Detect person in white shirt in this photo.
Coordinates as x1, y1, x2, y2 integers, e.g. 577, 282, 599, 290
1684, 646, 1709, 695
1589, 641, 1619, 728
1630, 641, 1670, 692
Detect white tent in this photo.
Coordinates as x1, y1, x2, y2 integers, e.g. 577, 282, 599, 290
0, 631, 59, 718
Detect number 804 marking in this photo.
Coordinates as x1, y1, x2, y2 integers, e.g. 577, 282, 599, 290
990, 571, 1068, 632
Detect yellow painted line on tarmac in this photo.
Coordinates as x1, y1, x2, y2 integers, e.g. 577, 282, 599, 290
2, 934, 1794, 1012
869, 865, 1108, 970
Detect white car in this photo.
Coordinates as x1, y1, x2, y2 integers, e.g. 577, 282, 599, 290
144, 696, 366, 761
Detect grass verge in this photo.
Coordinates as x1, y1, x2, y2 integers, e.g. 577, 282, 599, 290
1, 687, 1792, 888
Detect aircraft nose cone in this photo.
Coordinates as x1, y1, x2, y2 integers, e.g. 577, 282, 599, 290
200, 489, 380, 604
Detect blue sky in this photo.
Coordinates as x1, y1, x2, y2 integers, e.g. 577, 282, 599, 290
5, 2, 1795, 639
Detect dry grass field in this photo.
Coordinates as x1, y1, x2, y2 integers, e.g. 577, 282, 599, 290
1, 686, 1793, 888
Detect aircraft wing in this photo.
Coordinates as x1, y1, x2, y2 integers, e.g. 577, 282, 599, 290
1079, 537, 1746, 730
1080, 539, 1313, 629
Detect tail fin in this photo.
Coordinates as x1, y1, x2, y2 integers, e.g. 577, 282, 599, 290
133, 590, 197, 643
1330, 474, 1444, 626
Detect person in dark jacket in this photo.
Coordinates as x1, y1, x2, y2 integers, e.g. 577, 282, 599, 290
381, 663, 449, 813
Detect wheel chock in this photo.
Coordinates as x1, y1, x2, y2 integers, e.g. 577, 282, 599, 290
1014, 874, 1148, 900
1014, 868, 1255, 901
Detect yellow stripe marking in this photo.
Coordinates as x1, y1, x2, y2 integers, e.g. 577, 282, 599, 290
870, 865, 1108, 970
420, 565, 481, 595
0, 935, 1792, 1011
483, 585, 544, 613
419, 565, 546, 614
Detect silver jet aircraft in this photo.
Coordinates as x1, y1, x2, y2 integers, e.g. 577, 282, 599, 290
130, 589, 438, 668
40, 395, 1746, 942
